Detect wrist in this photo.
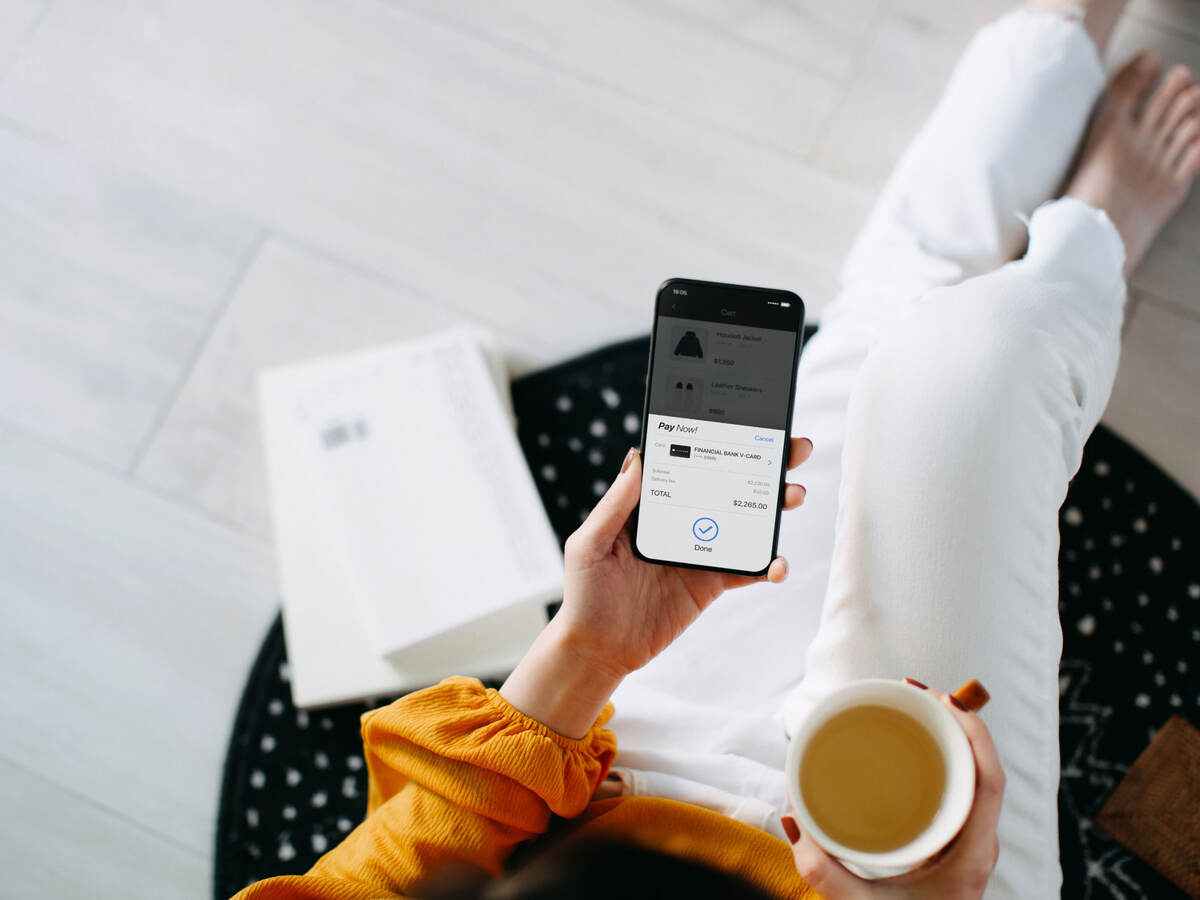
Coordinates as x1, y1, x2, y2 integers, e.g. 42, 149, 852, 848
500, 616, 625, 740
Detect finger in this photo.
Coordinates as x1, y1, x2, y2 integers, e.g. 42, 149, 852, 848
938, 689, 1005, 820
765, 555, 788, 583
716, 555, 788, 592
927, 687, 1006, 840
790, 824, 871, 900
788, 436, 814, 470
571, 448, 642, 557
783, 483, 807, 510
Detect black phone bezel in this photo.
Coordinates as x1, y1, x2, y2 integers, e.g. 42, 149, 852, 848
630, 277, 806, 577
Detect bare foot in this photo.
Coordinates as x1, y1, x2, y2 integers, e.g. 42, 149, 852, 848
1065, 52, 1200, 275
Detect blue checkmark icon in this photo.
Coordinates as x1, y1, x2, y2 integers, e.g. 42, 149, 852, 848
692, 517, 719, 541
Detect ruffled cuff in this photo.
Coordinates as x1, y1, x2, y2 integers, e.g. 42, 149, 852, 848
360, 677, 617, 830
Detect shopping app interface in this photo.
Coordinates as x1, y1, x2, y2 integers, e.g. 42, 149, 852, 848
637, 296, 799, 572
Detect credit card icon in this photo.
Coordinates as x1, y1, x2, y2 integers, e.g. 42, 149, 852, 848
669, 444, 692, 458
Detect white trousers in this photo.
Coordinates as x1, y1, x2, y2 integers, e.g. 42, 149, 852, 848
607, 9, 1126, 899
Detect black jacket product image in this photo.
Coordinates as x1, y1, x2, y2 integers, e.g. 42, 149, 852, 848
674, 330, 703, 358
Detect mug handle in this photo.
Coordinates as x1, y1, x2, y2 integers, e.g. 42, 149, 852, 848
951, 678, 990, 712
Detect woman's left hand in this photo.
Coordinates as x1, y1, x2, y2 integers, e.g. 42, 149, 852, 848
554, 439, 813, 679
501, 438, 813, 739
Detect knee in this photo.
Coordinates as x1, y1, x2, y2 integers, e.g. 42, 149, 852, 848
855, 284, 1051, 435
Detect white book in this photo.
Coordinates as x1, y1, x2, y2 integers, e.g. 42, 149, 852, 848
259, 327, 559, 708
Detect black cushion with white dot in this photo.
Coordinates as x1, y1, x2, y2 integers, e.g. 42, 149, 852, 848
215, 332, 1198, 900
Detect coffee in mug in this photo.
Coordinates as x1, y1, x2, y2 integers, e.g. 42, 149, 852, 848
800, 704, 946, 852
785, 678, 978, 879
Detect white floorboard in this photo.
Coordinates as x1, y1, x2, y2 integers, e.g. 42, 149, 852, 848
0, 123, 255, 469
0, 420, 277, 859
0, 0, 43, 79
1130, 0, 1200, 42
0, 758, 209, 900
392, 0, 846, 157
810, 7, 979, 187
694, 0, 884, 82
0, 0, 870, 324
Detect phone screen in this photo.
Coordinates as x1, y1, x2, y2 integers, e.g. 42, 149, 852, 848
633, 279, 804, 576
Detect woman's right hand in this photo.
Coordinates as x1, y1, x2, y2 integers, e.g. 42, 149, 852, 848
782, 685, 1005, 899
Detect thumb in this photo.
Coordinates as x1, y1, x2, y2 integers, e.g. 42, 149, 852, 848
790, 825, 873, 900
574, 447, 642, 554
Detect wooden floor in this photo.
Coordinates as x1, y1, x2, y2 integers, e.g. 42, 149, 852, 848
1, 1, 1197, 896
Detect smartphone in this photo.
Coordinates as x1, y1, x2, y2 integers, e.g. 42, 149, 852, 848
632, 278, 805, 577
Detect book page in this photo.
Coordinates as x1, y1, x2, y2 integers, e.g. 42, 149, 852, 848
293, 328, 563, 656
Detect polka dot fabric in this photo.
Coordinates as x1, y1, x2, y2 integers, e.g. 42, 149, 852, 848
212, 638, 430, 897
216, 331, 1197, 900
1055, 429, 1198, 899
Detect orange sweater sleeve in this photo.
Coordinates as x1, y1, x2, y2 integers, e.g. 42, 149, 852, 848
231, 676, 618, 900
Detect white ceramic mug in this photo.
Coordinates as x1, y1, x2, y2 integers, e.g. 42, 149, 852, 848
785, 678, 977, 880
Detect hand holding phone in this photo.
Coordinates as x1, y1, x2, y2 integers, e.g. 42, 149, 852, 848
571, 439, 813, 670
499, 437, 811, 737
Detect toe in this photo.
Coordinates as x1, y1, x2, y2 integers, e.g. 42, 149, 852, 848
1144, 64, 1196, 128
1177, 141, 1200, 180
1168, 118, 1200, 167
1163, 84, 1200, 136
1110, 51, 1161, 112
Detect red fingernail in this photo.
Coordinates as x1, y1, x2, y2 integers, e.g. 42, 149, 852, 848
903, 677, 927, 690
953, 678, 991, 712
948, 693, 968, 712
620, 448, 637, 474
780, 815, 801, 845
